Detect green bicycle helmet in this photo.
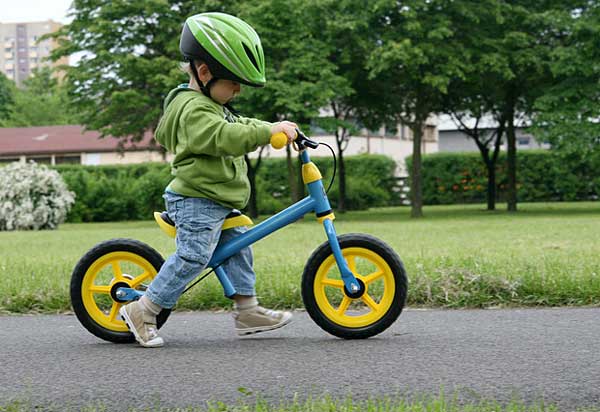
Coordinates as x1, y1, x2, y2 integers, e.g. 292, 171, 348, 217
180, 12, 266, 90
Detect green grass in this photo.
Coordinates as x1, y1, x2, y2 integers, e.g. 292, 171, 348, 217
1, 202, 599, 313
0, 391, 580, 412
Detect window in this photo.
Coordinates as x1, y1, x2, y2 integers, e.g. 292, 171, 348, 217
384, 122, 398, 138
27, 156, 52, 164
55, 155, 81, 165
517, 137, 530, 147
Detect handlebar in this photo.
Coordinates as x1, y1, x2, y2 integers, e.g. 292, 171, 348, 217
270, 129, 319, 150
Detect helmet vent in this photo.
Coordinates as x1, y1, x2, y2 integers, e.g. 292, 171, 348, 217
243, 43, 260, 71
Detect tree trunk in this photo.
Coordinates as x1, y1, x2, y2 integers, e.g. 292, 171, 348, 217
506, 108, 517, 212
286, 145, 301, 203
485, 159, 496, 211
296, 152, 304, 200
409, 122, 424, 218
338, 149, 346, 212
245, 155, 259, 218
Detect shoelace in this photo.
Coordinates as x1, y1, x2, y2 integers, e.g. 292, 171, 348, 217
147, 325, 158, 339
258, 307, 279, 317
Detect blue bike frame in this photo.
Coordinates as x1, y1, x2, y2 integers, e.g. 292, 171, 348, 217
118, 148, 360, 300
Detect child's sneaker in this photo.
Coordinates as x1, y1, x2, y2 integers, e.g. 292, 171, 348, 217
119, 301, 164, 347
233, 305, 292, 336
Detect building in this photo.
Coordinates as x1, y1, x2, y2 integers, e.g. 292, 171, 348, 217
0, 125, 165, 165
0, 118, 439, 175
437, 114, 548, 152
0, 20, 68, 85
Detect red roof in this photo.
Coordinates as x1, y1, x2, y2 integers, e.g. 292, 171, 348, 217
0, 125, 158, 156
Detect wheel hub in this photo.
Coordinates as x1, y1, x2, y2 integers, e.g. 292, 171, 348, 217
110, 281, 133, 303
343, 278, 366, 299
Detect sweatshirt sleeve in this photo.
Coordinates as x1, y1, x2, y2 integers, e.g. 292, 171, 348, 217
183, 103, 272, 157
236, 115, 274, 129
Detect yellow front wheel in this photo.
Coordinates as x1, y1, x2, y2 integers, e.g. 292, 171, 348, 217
70, 239, 167, 343
301, 234, 408, 339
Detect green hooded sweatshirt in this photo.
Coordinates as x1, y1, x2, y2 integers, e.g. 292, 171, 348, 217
154, 85, 272, 209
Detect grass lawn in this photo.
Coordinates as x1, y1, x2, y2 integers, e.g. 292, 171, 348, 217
0, 392, 571, 412
0, 202, 599, 313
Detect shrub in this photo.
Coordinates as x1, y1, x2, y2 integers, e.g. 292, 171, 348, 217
53, 155, 398, 222
408, 150, 600, 205
0, 161, 75, 230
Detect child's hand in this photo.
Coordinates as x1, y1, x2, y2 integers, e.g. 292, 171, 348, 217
271, 121, 298, 144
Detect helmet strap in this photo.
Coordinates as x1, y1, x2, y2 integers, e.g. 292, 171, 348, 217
189, 59, 215, 99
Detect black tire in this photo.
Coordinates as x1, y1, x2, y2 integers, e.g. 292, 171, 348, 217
301, 233, 407, 339
70, 238, 171, 343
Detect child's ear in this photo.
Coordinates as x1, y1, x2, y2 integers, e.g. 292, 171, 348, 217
197, 63, 212, 79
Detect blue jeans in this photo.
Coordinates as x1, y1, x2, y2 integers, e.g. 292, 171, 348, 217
145, 191, 256, 308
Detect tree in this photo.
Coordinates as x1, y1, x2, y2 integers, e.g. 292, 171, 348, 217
1, 67, 79, 127
533, 1, 600, 191
478, 1, 585, 212
442, 2, 508, 211
308, 0, 375, 213
368, 0, 478, 217
235, 0, 349, 212
45, 0, 235, 142
0, 72, 15, 123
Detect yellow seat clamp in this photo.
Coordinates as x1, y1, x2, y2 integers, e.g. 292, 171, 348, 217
317, 213, 336, 223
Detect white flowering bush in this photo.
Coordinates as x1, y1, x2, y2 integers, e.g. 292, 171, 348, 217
0, 162, 75, 231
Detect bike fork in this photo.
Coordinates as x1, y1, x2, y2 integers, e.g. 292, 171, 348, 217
322, 218, 361, 294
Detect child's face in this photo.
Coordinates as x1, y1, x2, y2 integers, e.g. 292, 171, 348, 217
194, 63, 242, 105
210, 79, 242, 105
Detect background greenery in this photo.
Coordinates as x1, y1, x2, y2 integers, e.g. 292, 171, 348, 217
411, 150, 600, 205
52, 155, 398, 222
1, 202, 598, 314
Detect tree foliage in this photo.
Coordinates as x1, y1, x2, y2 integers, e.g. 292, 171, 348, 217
0, 67, 79, 127
533, 2, 600, 168
368, 0, 482, 217
45, 0, 237, 141
0, 72, 15, 122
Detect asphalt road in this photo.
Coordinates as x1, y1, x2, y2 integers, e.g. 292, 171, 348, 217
0, 308, 599, 410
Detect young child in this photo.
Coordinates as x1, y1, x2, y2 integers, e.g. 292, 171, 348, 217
120, 12, 297, 347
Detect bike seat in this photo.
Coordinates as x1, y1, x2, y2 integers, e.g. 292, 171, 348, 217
153, 210, 253, 238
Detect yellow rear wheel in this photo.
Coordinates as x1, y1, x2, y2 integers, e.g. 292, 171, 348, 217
302, 234, 407, 339
71, 239, 166, 343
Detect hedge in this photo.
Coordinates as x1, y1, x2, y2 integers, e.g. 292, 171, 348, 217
407, 150, 599, 205
53, 154, 398, 222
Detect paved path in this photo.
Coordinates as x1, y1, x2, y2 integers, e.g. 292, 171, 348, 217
0, 308, 599, 410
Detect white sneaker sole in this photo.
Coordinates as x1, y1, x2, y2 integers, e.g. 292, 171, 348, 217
119, 306, 164, 348
236, 312, 293, 336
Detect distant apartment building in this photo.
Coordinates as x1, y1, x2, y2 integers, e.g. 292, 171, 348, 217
0, 20, 68, 85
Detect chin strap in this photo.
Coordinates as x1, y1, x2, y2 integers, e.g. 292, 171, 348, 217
188, 58, 217, 99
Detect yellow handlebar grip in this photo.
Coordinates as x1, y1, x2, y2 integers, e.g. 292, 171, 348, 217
270, 132, 289, 150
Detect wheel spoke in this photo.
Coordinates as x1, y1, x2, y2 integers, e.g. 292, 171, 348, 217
320, 278, 344, 289
111, 261, 123, 281
88, 285, 111, 294
363, 270, 384, 285
346, 255, 357, 274
108, 302, 121, 322
130, 271, 152, 288
337, 296, 351, 315
361, 293, 380, 313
